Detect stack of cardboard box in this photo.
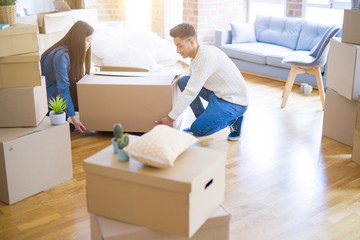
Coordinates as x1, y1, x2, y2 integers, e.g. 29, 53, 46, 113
83, 135, 231, 239
322, 9, 360, 149
0, 24, 73, 205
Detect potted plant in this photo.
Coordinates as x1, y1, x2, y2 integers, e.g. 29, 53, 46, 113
48, 95, 67, 125
112, 123, 129, 161
0, 0, 16, 26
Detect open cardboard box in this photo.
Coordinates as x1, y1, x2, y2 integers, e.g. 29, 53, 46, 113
37, 1, 72, 33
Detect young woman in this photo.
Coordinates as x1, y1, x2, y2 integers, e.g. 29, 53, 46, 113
41, 20, 94, 133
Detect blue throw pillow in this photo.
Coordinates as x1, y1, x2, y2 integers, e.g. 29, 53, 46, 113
230, 23, 256, 44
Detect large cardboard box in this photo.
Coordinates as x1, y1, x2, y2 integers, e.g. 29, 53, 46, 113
323, 89, 358, 146
77, 75, 178, 132
83, 137, 226, 238
0, 117, 73, 205
0, 52, 42, 89
0, 76, 48, 127
342, 9, 360, 45
0, 24, 39, 58
37, 2, 72, 34
38, 31, 67, 54
90, 204, 231, 240
327, 39, 360, 101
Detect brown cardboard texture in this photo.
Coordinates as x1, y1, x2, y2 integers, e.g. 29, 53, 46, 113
0, 117, 73, 205
342, 9, 360, 45
0, 52, 42, 89
0, 24, 39, 58
90, 204, 231, 240
0, 76, 48, 127
37, 2, 72, 34
327, 39, 360, 100
323, 89, 358, 146
84, 136, 226, 238
77, 75, 177, 132
352, 130, 360, 165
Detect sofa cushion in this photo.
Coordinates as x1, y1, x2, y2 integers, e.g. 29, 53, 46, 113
230, 23, 256, 43
254, 15, 302, 50
221, 42, 294, 65
266, 50, 303, 69
296, 21, 333, 51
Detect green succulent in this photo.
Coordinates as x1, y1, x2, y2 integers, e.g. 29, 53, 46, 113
0, 0, 17, 6
114, 123, 129, 149
48, 95, 67, 114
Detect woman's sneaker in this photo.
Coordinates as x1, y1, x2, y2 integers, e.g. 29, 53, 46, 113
227, 117, 242, 141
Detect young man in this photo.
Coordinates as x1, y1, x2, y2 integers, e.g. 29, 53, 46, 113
156, 23, 249, 141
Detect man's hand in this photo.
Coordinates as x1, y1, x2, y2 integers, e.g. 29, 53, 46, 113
155, 116, 174, 128
70, 116, 87, 133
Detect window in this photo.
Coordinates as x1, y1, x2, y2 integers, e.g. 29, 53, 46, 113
249, 0, 286, 23
305, 0, 351, 24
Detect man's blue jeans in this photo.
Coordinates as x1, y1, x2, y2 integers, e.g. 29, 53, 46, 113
178, 76, 248, 137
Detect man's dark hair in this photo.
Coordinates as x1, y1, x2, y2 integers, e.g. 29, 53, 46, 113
170, 23, 197, 41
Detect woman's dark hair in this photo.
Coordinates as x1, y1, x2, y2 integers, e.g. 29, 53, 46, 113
41, 20, 94, 82
170, 23, 197, 42
41, 20, 94, 109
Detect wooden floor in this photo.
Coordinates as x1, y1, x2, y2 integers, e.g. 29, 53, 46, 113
1, 74, 360, 240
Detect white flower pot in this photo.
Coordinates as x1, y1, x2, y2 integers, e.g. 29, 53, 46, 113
49, 111, 66, 125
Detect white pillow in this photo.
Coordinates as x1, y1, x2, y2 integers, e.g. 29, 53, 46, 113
230, 23, 256, 44
123, 125, 198, 168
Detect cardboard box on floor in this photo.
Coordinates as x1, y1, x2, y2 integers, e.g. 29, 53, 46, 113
37, 1, 73, 34
77, 74, 178, 132
0, 76, 48, 127
0, 52, 42, 89
83, 135, 226, 238
352, 130, 360, 165
90, 204, 231, 240
0, 24, 39, 58
342, 9, 360, 45
0, 117, 73, 205
327, 39, 360, 101
323, 89, 358, 146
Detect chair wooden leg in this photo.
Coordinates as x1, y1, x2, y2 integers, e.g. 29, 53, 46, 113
281, 66, 297, 108
310, 67, 325, 110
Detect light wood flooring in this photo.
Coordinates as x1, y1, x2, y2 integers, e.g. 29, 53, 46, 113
1, 74, 360, 240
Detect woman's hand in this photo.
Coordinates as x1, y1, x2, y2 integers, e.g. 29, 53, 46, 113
70, 116, 87, 133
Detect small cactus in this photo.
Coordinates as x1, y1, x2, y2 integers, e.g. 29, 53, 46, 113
113, 123, 129, 149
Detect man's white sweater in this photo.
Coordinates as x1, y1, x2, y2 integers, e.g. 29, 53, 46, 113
169, 45, 249, 120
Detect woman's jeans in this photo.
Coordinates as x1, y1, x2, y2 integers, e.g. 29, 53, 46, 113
178, 76, 247, 137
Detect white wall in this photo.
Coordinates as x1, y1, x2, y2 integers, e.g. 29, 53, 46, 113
16, 0, 55, 15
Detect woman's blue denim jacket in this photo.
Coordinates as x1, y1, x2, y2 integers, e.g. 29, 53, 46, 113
41, 46, 75, 117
